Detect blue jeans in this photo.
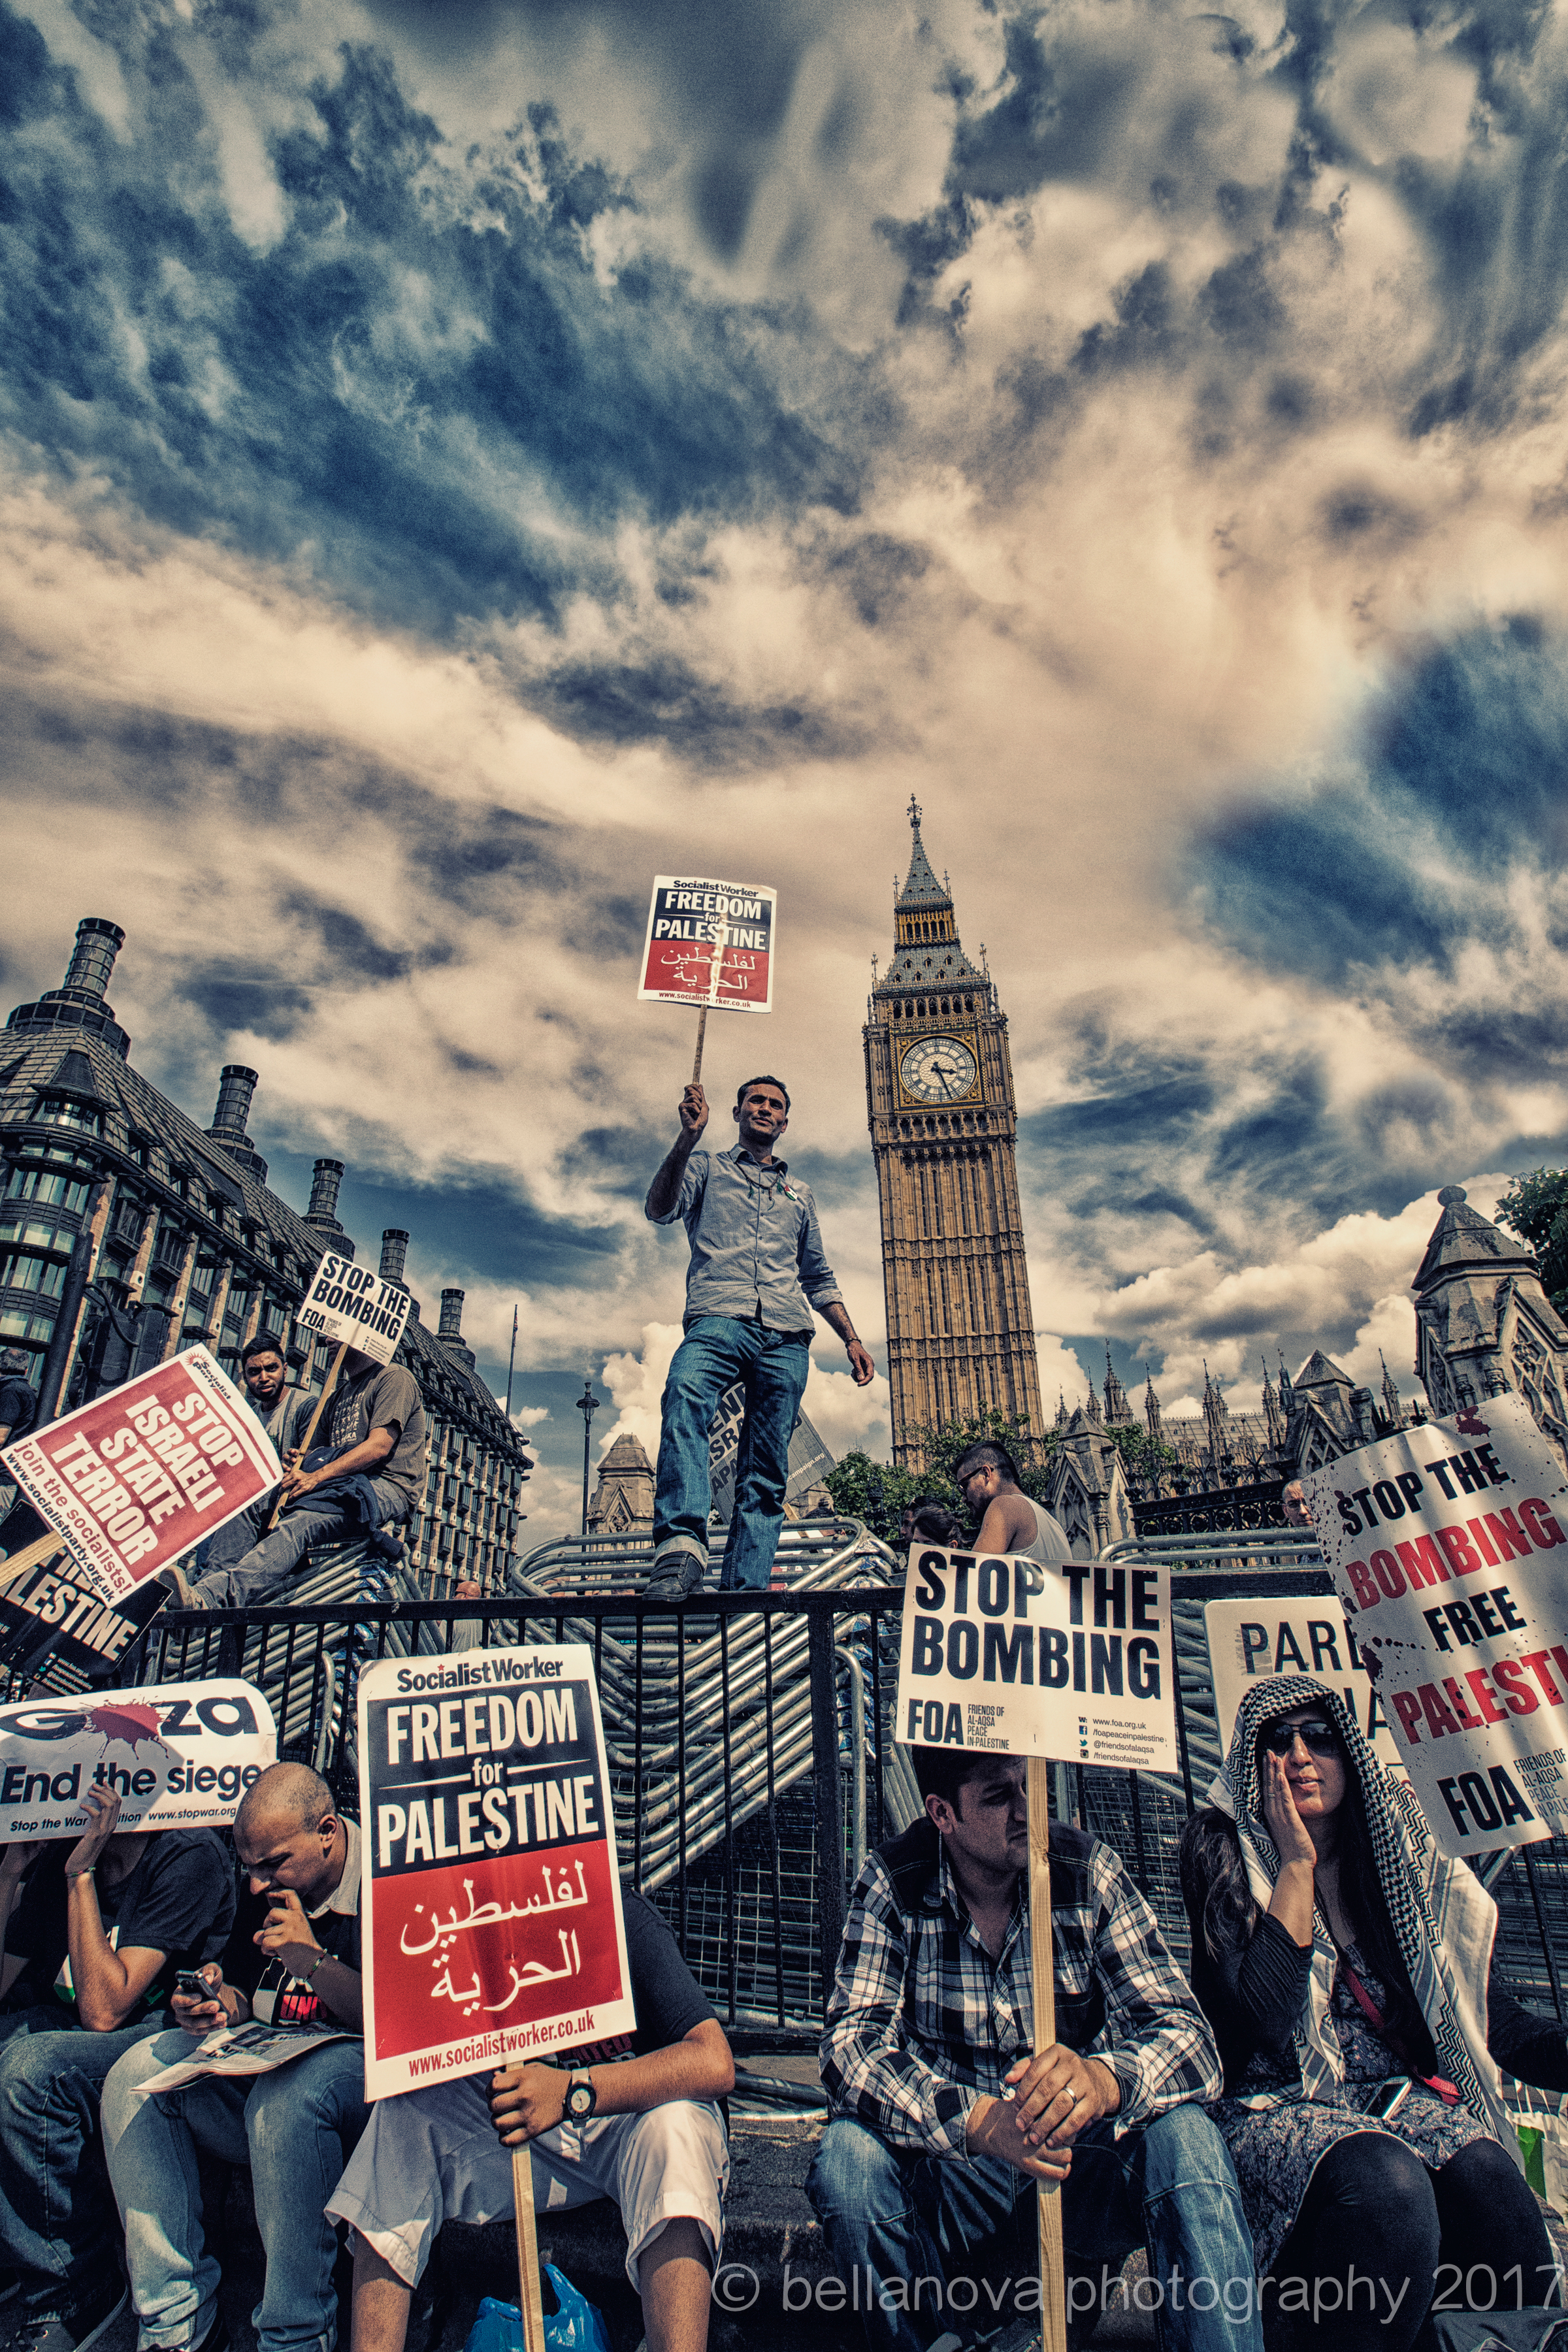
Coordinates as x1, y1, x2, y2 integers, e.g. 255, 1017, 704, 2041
652, 1316, 811, 1589
807, 2109, 1264, 2352
0, 2005, 164, 2313
102, 2027, 368, 2352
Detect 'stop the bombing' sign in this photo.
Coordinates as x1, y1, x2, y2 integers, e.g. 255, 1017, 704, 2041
295, 1252, 412, 1367
637, 875, 775, 1015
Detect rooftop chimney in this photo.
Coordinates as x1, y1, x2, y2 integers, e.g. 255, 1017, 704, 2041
306, 1158, 346, 1233
438, 1286, 476, 1368
380, 1230, 410, 1284
63, 919, 124, 1002
206, 1063, 268, 1183
5, 917, 131, 1058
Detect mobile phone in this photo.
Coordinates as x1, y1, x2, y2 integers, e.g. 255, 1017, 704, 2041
1366, 2076, 1412, 2121
174, 1970, 213, 1999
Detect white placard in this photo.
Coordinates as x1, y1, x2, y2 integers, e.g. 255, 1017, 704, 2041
894, 1546, 1178, 1772
1303, 1393, 1568, 1854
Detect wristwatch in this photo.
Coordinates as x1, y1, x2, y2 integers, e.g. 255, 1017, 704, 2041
564, 2072, 596, 2122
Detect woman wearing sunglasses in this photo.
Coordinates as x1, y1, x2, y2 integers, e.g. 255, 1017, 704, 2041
1178, 1675, 1568, 2350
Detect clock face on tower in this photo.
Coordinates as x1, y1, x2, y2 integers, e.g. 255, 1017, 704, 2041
899, 1036, 979, 1104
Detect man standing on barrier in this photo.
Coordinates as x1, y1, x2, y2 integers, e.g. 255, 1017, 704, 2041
808, 1745, 1263, 2352
643, 1074, 874, 1599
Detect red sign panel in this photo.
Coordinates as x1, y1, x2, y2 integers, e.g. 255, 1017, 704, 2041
1, 1347, 283, 1603
357, 1644, 636, 2099
636, 874, 776, 1014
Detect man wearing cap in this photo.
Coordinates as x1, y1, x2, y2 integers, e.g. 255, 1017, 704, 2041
644, 1075, 874, 1599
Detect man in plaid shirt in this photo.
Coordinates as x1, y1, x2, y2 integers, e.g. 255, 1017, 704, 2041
808, 1749, 1262, 2352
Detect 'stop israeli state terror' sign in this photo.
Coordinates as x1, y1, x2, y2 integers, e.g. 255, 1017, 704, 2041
1, 1348, 283, 1603
357, 1642, 635, 2101
295, 1252, 412, 1367
637, 875, 776, 1015
1303, 1392, 1568, 1857
894, 1546, 1178, 1773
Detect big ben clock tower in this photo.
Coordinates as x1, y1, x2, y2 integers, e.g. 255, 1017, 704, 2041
864, 801, 1045, 1466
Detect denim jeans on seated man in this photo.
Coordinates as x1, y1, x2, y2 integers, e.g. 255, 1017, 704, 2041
189, 1489, 408, 1611
101, 2031, 368, 2352
652, 1315, 811, 1590
808, 2105, 1261, 2352
0, 2006, 165, 2320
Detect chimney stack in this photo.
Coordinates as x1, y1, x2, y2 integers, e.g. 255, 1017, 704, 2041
438, 1286, 476, 1370
4, 917, 132, 1059
380, 1230, 409, 1284
62, 919, 124, 1004
206, 1064, 268, 1183
306, 1158, 346, 1233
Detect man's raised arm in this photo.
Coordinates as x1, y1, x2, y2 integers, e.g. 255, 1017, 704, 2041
645, 1084, 710, 1222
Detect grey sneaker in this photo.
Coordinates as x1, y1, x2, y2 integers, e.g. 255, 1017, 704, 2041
645, 1554, 705, 1603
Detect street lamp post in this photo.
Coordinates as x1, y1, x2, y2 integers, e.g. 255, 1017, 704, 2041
576, 1377, 599, 1541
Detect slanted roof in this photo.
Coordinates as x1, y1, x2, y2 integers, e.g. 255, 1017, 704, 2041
1413, 1185, 1539, 1294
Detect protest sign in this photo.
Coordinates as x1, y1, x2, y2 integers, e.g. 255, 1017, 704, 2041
636, 875, 776, 1015
1302, 1392, 1568, 1856
0, 1547, 167, 1681
1204, 1597, 1404, 1770
0, 1678, 276, 1838
357, 1642, 635, 2102
295, 1252, 412, 1367
894, 1546, 1178, 1774
2, 1347, 282, 1603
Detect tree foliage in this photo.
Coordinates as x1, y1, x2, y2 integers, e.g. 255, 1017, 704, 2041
823, 1405, 1183, 1537
1495, 1168, 1568, 1316
824, 1409, 1055, 1535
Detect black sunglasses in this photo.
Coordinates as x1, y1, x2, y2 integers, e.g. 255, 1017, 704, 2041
1258, 1720, 1342, 1757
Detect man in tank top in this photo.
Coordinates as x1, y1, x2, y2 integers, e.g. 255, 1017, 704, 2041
953, 1440, 1072, 1559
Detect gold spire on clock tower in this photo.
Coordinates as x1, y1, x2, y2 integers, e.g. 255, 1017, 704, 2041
864, 802, 1044, 1467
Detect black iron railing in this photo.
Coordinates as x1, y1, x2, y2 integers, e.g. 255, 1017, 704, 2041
35, 1537, 1568, 2045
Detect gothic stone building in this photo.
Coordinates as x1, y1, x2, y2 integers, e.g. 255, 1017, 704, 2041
864, 803, 1043, 1466
0, 919, 531, 1591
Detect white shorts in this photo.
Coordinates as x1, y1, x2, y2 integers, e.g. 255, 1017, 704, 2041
326, 2075, 728, 2294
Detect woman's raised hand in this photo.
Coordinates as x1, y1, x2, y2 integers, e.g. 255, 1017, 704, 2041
1260, 1750, 1318, 1869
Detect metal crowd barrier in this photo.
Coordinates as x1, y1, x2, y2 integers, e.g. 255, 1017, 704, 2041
33, 1518, 1566, 2042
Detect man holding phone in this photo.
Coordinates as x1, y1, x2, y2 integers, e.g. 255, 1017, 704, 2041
0, 1788, 233, 2352
102, 1763, 367, 2352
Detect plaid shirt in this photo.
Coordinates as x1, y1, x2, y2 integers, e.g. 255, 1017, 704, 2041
821, 1818, 1220, 2161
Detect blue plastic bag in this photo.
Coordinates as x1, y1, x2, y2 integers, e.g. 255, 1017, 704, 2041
462, 2271, 614, 2352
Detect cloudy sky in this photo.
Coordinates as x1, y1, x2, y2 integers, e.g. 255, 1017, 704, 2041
5, 0, 1568, 1536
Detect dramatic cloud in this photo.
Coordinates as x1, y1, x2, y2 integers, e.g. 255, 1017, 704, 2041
5, 0, 1568, 1511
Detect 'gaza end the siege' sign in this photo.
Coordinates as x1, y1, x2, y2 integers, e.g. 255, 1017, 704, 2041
1303, 1392, 1568, 1857
894, 1546, 1178, 1774
357, 1643, 635, 2101
0, 1678, 276, 1838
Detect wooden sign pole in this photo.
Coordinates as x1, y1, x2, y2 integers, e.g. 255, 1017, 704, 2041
261, 1340, 348, 1535
1027, 1755, 1070, 2352
0, 1530, 69, 1589
512, 2146, 547, 2352
689, 913, 731, 1089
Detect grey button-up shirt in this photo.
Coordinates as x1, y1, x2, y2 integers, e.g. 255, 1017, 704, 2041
649, 1145, 845, 1333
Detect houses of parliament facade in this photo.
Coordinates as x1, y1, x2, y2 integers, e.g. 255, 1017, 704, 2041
0, 919, 531, 1591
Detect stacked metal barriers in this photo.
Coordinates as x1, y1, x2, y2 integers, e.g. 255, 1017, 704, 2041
46, 1520, 1568, 2042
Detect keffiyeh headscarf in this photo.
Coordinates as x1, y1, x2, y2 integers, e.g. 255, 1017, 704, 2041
1211, 1674, 1516, 2164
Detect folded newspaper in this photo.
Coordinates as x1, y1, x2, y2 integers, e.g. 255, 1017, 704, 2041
133, 2019, 358, 2095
